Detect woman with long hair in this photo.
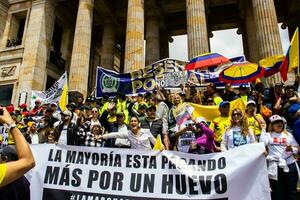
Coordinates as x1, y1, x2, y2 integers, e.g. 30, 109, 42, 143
45, 128, 59, 144
221, 108, 256, 151
101, 116, 157, 150
260, 115, 299, 200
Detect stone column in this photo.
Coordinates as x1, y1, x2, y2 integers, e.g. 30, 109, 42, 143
252, 0, 283, 82
69, 0, 94, 98
186, 0, 209, 60
0, 1, 8, 41
244, 0, 259, 63
124, 0, 144, 73
160, 35, 169, 59
16, 0, 55, 103
145, 8, 160, 65
100, 19, 115, 69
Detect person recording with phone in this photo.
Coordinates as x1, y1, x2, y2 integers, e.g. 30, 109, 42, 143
0, 107, 35, 187
188, 118, 215, 154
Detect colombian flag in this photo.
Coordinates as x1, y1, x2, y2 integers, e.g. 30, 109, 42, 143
280, 28, 299, 81
259, 55, 285, 77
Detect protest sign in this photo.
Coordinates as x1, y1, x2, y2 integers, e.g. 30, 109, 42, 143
0, 125, 9, 148
27, 143, 270, 200
30, 72, 68, 109
96, 59, 187, 97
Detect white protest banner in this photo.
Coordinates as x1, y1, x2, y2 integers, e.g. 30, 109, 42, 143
27, 143, 270, 200
30, 72, 67, 108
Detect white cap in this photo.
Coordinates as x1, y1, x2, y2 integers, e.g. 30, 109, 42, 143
62, 110, 72, 117
246, 100, 256, 106
269, 115, 283, 123
195, 117, 206, 124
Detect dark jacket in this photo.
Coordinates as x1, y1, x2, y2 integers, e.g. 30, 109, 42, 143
56, 122, 78, 145
140, 118, 163, 138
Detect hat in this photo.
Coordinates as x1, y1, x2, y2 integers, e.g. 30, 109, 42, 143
269, 115, 284, 123
207, 97, 214, 102
239, 84, 247, 90
179, 92, 186, 97
246, 100, 256, 106
147, 105, 156, 111
116, 112, 125, 117
45, 107, 53, 113
6, 104, 14, 113
35, 99, 41, 103
219, 101, 230, 108
275, 82, 283, 87
195, 117, 206, 124
50, 102, 57, 106
62, 110, 72, 117
19, 103, 27, 108
138, 103, 147, 110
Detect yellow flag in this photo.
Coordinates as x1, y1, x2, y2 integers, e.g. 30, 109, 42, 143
289, 27, 299, 71
59, 82, 68, 112
153, 135, 164, 150
259, 55, 285, 68
189, 98, 245, 121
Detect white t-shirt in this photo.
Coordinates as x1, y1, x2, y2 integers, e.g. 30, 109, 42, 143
103, 128, 156, 150
58, 125, 68, 145
114, 125, 130, 147
30, 133, 39, 144
221, 126, 256, 151
260, 131, 299, 165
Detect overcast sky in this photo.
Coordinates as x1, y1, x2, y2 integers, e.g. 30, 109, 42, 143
169, 23, 290, 61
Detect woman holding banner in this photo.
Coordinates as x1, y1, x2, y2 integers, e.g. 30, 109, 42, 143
220, 108, 256, 151
260, 115, 299, 200
0, 107, 35, 187
101, 116, 157, 150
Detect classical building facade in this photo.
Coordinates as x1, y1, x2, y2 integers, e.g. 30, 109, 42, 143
0, 0, 299, 105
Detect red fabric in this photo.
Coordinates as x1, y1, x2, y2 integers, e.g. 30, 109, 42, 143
280, 55, 289, 82
6, 105, 14, 113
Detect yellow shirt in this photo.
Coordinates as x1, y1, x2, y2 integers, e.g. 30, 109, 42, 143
247, 114, 264, 136
209, 116, 231, 142
213, 96, 223, 106
0, 163, 7, 185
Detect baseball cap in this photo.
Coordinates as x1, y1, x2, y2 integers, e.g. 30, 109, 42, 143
19, 103, 27, 108
138, 103, 147, 110
269, 115, 284, 123
147, 105, 156, 111
35, 99, 41, 103
275, 82, 283, 87
116, 112, 125, 117
62, 110, 72, 117
6, 104, 14, 113
50, 102, 57, 106
246, 100, 256, 106
239, 84, 247, 90
219, 101, 230, 108
207, 97, 214, 102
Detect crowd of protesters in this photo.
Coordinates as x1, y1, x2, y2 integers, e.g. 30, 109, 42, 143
0, 76, 300, 200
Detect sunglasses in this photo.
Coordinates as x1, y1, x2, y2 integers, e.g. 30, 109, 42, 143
232, 113, 242, 117
91, 111, 98, 113
47, 132, 55, 136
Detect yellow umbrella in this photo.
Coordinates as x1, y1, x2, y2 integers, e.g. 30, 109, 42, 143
219, 62, 265, 84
